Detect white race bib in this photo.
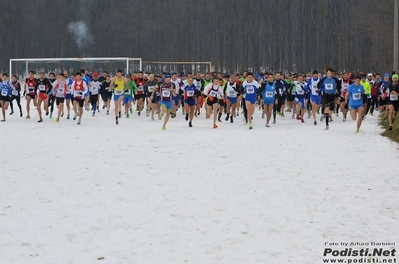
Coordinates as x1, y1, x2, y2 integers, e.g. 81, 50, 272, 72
1, 89, 7, 96
343, 84, 349, 90
12, 90, 18, 96
246, 87, 255, 94
187, 90, 194, 97
162, 90, 170, 97
291, 90, 296, 95
138, 86, 144, 91
325, 84, 333, 90
266, 91, 273, 98
352, 93, 361, 100
390, 94, 398, 101
148, 86, 154, 92
116, 90, 122, 95
58, 88, 64, 93
297, 89, 304, 95
39, 85, 46, 91
209, 90, 217, 97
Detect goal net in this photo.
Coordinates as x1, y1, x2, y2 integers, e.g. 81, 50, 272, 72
142, 61, 213, 74
9, 57, 142, 80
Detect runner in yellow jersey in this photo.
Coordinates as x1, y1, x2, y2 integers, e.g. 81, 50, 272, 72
110, 69, 125, 125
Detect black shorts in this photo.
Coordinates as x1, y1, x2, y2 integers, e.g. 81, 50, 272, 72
74, 98, 84, 108
340, 96, 345, 103
207, 98, 219, 106
56, 97, 65, 105
136, 94, 145, 100
389, 101, 399, 112
322, 94, 335, 110
287, 95, 295, 102
218, 98, 225, 107
362, 94, 368, 104
379, 97, 387, 106
27, 93, 36, 99
0, 95, 10, 102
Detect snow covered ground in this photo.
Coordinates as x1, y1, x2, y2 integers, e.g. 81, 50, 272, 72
1, 99, 398, 264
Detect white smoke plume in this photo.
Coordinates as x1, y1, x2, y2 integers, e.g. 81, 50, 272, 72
68, 21, 93, 56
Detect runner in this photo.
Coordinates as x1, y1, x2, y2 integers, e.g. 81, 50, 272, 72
275, 72, 288, 117
293, 74, 309, 123
317, 68, 342, 130
80, 69, 92, 111
90, 72, 102, 117
386, 74, 399, 130
0, 73, 12, 122
286, 74, 296, 118
123, 73, 135, 118
224, 75, 240, 123
24, 70, 37, 119
183, 76, 198, 127
35, 72, 52, 122
51, 73, 69, 122
242, 72, 261, 129
260, 73, 277, 127
102, 75, 112, 115
378, 73, 390, 121
193, 72, 204, 116
70, 72, 88, 125
345, 75, 365, 133
307, 70, 321, 125
144, 74, 159, 121
150, 73, 176, 130
203, 78, 224, 129
274, 72, 288, 122
9, 75, 23, 117
63, 70, 73, 119
171, 72, 183, 118
360, 74, 371, 120
110, 69, 125, 124
134, 71, 146, 116
339, 72, 352, 121
48, 72, 56, 119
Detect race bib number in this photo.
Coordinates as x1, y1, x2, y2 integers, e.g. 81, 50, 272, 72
28, 87, 34, 91
209, 90, 217, 97
187, 90, 194, 97
352, 93, 361, 100
39, 85, 46, 91
246, 87, 255, 94
116, 90, 122, 95
75, 91, 83, 97
296, 89, 304, 95
1, 89, 7, 96
390, 94, 398, 101
156, 92, 160, 96
291, 90, 296, 95
148, 86, 154, 92
266, 91, 273, 98
58, 88, 64, 93
125, 89, 131, 95
228, 90, 236, 97
312, 84, 318, 90
343, 84, 349, 90
325, 84, 333, 90
138, 86, 144, 91
12, 90, 18, 96
367, 94, 371, 98
162, 90, 170, 97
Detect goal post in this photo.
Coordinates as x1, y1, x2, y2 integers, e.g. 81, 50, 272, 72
9, 57, 142, 79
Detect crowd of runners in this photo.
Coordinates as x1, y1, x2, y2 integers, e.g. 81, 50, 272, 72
0, 68, 398, 132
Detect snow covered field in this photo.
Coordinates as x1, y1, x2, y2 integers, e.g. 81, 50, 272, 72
1, 99, 398, 264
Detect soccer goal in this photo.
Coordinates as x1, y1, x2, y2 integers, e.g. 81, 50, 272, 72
142, 61, 213, 74
9, 57, 142, 79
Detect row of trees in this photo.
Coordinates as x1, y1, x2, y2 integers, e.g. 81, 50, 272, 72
0, 0, 395, 74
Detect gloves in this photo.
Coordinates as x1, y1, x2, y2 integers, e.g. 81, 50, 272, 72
209, 96, 214, 101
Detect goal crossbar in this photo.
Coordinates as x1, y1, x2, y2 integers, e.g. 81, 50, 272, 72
9, 57, 142, 76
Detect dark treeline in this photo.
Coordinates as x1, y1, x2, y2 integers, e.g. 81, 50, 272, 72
0, 0, 395, 74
